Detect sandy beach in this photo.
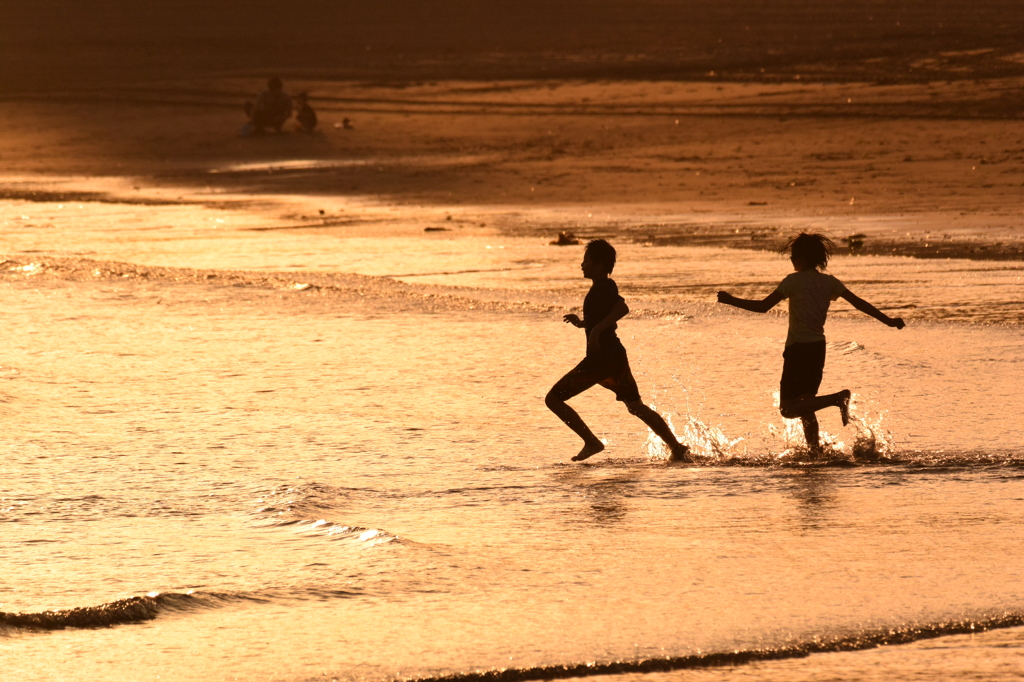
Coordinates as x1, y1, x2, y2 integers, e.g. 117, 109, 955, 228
3, 1, 1024, 261
4, 76, 1024, 261
3, 4, 1024, 682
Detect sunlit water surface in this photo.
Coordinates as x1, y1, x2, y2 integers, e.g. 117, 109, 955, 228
1, 194, 1023, 681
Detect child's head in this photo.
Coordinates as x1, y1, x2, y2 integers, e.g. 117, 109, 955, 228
784, 232, 834, 271
583, 239, 616, 276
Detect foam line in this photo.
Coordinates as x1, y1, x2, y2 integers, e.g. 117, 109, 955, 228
0, 591, 261, 632
401, 613, 1024, 682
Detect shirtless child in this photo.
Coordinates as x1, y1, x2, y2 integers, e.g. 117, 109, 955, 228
717, 232, 906, 452
546, 239, 691, 463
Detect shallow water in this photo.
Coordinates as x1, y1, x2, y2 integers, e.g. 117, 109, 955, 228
1, 191, 1023, 681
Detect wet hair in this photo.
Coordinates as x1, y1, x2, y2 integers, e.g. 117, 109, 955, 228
585, 239, 616, 273
783, 232, 835, 270
268, 77, 283, 91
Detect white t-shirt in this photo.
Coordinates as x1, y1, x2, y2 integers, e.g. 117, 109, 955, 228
775, 270, 846, 346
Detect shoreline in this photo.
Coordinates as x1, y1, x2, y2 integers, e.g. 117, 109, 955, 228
2, 76, 1023, 264
3, 174, 1022, 265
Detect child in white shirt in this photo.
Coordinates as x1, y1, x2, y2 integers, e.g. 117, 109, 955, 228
717, 233, 906, 452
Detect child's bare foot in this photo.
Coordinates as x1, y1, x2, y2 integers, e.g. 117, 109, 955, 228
571, 440, 605, 462
667, 443, 692, 463
838, 389, 852, 426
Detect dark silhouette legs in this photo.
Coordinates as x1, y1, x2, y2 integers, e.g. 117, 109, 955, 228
780, 389, 851, 452
544, 390, 690, 462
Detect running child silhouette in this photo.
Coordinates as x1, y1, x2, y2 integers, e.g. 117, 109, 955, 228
546, 239, 691, 463
717, 233, 905, 453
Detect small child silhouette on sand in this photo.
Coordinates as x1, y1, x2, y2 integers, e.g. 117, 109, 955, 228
294, 92, 318, 133
546, 239, 691, 463
717, 233, 905, 453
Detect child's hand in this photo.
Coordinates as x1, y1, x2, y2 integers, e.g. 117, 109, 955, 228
717, 291, 733, 304
587, 329, 602, 354
563, 314, 583, 327
889, 317, 906, 330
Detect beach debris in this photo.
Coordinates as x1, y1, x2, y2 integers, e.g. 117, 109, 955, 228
424, 227, 448, 232
843, 233, 867, 253
748, 201, 767, 206
550, 231, 581, 245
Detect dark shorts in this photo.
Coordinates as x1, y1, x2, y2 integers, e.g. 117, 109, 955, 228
780, 341, 826, 401
548, 350, 642, 404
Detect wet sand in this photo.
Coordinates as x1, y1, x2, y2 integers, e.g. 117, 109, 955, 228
3, 6, 1024, 679
3, 0, 1024, 261
5, 1, 1024, 89
3, 75, 1024, 261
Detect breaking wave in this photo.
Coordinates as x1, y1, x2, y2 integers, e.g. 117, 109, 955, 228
400, 613, 1024, 682
0, 591, 264, 632
0, 585, 364, 634
260, 517, 401, 545
251, 481, 403, 545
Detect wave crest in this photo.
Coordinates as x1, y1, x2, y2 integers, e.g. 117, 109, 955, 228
401, 613, 1024, 682
0, 591, 258, 632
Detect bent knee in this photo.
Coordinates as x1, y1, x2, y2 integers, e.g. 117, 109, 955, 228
545, 391, 564, 410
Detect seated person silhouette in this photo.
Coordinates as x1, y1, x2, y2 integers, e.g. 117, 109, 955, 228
294, 92, 317, 133
243, 77, 293, 134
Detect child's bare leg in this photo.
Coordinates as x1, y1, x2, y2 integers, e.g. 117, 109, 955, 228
781, 390, 851, 425
545, 394, 605, 461
800, 413, 821, 452
546, 370, 606, 461
625, 401, 691, 462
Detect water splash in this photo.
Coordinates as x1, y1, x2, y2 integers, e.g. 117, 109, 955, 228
764, 391, 900, 463
849, 398, 895, 460
765, 390, 848, 463
644, 406, 743, 461
643, 393, 908, 466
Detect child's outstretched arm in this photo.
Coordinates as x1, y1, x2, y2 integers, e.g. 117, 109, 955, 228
840, 290, 906, 329
717, 288, 785, 314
